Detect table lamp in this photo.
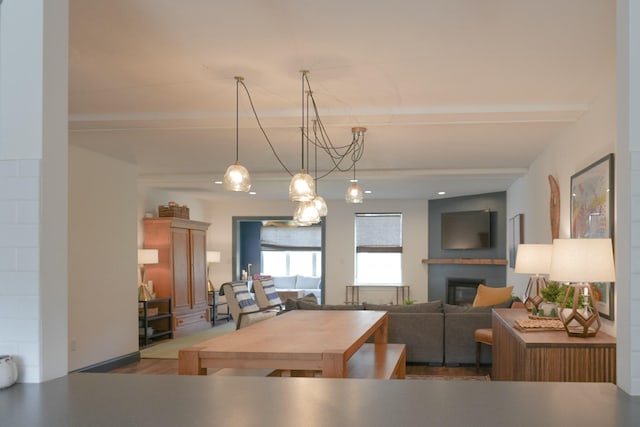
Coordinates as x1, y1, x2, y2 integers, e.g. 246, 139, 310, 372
206, 251, 221, 292
137, 249, 158, 301
515, 243, 553, 311
549, 238, 615, 337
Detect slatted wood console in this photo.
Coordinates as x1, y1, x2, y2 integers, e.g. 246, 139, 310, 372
492, 308, 616, 383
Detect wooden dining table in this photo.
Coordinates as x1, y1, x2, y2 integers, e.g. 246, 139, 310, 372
178, 310, 389, 378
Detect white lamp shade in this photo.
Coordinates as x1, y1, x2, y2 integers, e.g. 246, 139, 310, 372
207, 251, 221, 263
549, 238, 616, 283
137, 249, 158, 265
514, 244, 553, 275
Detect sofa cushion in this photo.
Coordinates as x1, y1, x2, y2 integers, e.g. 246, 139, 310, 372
472, 284, 514, 307
365, 300, 443, 313
284, 293, 318, 311
296, 275, 321, 289
387, 312, 444, 364
444, 303, 492, 313
272, 275, 297, 289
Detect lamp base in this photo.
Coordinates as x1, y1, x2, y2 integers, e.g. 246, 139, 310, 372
523, 275, 546, 311
558, 283, 601, 338
138, 283, 154, 301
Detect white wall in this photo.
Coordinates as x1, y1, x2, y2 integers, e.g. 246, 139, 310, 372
0, 0, 68, 383
324, 199, 428, 304
616, 0, 639, 395
139, 195, 429, 306
68, 146, 138, 371
506, 72, 617, 333
136, 188, 211, 247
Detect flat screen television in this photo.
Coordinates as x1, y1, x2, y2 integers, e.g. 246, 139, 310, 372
441, 210, 491, 250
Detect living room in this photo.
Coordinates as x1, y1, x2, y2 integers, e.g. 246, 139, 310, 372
67, 71, 617, 372
2, 1, 640, 421
61, 1, 626, 381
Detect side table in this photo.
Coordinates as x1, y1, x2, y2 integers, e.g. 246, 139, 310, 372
209, 291, 230, 326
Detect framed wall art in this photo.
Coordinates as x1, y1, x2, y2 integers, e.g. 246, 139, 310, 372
570, 153, 615, 320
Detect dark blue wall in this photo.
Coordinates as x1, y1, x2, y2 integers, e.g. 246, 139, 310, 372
239, 221, 262, 279
428, 192, 507, 303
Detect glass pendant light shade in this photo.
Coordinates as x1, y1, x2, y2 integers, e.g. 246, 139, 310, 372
293, 200, 320, 225
223, 161, 251, 192
313, 195, 328, 217
345, 180, 364, 204
289, 170, 316, 201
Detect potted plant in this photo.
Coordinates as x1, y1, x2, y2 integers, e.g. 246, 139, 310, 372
537, 281, 562, 317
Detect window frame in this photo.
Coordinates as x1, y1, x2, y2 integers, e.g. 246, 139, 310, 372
354, 213, 403, 285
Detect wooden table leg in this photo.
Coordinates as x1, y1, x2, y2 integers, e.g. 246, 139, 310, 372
374, 315, 389, 344
322, 351, 347, 378
178, 346, 206, 375
396, 345, 406, 379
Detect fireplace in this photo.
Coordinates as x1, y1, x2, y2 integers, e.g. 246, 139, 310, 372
447, 278, 485, 305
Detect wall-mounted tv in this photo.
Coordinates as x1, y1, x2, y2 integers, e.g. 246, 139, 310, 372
441, 210, 491, 250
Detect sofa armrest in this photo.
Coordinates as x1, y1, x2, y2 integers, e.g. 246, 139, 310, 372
444, 312, 492, 365
372, 312, 444, 365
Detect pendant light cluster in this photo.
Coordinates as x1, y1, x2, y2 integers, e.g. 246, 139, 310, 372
222, 71, 366, 225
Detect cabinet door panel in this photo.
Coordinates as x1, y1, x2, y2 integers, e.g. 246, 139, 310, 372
190, 229, 208, 307
171, 228, 191, 311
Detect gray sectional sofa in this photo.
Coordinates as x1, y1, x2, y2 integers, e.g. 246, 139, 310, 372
286, 298, 513, 365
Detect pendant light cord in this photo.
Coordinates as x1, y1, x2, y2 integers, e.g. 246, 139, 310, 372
230, 72, 365, 179
235, 77, 240, 162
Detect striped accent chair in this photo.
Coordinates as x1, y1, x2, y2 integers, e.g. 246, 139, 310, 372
220, 281, 278, 329
253, 279, 284, 310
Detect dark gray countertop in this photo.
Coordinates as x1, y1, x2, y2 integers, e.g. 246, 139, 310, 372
1, 373, 639, 427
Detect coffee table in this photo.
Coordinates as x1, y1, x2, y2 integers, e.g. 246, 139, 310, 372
276, 289, 305, 301
178, 310, 389, 378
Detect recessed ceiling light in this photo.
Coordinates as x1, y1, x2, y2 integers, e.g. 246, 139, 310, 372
214, 181, 223, 185
364, 190, 372, 194
249, 191, 257, 195
438, 191, 446, 195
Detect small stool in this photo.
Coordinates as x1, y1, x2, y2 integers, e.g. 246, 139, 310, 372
474, 328, 493, 370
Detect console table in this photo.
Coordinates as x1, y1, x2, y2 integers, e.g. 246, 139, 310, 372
345, 284, 410, 305
492, 308, 616, 383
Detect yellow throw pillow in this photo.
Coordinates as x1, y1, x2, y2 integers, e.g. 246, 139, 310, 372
472, 284, 514, 307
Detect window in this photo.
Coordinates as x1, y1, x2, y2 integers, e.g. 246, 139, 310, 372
355, 213, 402, 284
260, 223, 321, 277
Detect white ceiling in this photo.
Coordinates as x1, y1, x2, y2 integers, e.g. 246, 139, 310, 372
68, 0, 615, 201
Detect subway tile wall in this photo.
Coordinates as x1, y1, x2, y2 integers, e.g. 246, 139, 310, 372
0, 159, 41, 383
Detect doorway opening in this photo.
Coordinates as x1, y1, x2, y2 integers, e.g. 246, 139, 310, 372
232, 216, 326, 303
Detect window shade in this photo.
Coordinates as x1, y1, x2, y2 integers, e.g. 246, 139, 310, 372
261, 224, 321, 251
355, 213, 402, 253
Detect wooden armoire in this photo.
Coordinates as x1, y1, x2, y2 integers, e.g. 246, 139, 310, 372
143, 218, 210, 337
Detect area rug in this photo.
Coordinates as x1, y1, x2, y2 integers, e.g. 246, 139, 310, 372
140, 322, 236, 359
406, 374, 491, 381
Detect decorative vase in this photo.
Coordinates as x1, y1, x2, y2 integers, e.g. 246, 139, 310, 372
0, 355, 18, 389
538, 301, 559, 318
